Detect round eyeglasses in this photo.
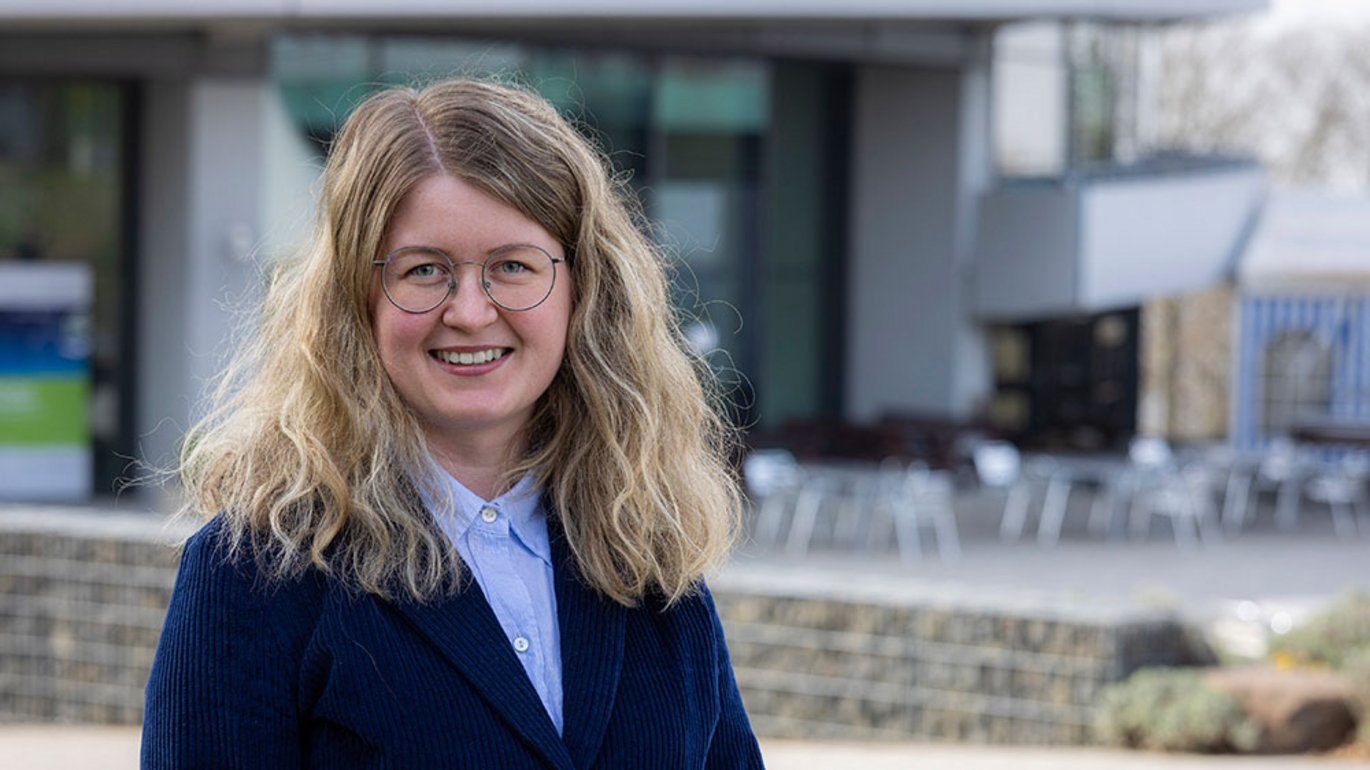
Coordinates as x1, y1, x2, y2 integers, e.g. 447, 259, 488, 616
372, 244, 565, 314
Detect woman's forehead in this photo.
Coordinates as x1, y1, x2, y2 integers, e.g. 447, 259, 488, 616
384, 174, 562, 257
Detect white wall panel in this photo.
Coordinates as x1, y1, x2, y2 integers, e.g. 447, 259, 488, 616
846, 60, 992, 422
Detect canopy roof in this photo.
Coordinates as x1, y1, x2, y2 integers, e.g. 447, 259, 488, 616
0, 0, 1268, 23
1241, 189, 1370, 289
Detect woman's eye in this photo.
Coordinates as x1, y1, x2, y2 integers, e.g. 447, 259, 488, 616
406, 262, 443, 279
491, 260, 528, 275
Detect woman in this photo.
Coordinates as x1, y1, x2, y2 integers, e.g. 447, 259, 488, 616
142, 78, 764, 769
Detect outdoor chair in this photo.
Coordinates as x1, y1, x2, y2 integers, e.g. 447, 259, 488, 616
1169, 443, 1259, 535
831, 456, 911, 549
1036, 457, 1120, 547
1123, 435, 1182, 539
970, 440, 1054, 543
743, 448, 807, 549
872, 462, 961, 563
782, 472, 834, 556
781, 460, 883, 557
1128, 463, 1223, 548
1018, 436, 1174, 547
1194, 444, 1259, 534
762, 455, 961, 561
1247, 438, 1312, 531
1301, 454, 1369, 538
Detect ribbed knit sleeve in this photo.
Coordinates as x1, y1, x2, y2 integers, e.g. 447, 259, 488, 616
141, 519, 324, 769
702, 586, 766, 769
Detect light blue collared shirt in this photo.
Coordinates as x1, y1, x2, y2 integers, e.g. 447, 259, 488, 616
426, 471, 563, 735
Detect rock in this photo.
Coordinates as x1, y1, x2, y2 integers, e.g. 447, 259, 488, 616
1205, 665, 1356, 753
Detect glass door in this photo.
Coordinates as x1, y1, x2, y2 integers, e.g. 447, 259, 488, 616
0, 79, 133, 500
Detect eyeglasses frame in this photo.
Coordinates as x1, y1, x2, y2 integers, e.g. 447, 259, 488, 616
372, 243, 566, 314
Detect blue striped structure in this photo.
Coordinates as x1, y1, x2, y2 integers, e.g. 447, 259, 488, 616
1234, 293, 1370, 450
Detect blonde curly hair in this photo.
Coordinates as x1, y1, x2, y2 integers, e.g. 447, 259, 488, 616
179, 78, 742, 605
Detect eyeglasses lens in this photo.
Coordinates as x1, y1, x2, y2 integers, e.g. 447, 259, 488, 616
382, 247, 556, 312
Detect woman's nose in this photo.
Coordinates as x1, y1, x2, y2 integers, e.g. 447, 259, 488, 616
439, 264, 500, 328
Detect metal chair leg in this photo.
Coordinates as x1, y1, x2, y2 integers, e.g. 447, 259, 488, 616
1331, 500, 1356, 539
786, 482, 824, 557
1172, 505, 1201, 550
834, 477, 872, 549
752, 493, 789, 548
999, 482, 1031, 542
1087, 479, 1127, 539
1036, 476, 1071, 548
892, 499, 923, 565
932, 504, 961, 560
1222, 471, 1251, 534
1275, 478, 1302, 531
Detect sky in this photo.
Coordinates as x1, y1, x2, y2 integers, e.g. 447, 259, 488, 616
1266, 0, 1370, 25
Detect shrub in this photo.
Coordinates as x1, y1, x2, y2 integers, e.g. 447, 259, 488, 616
1094, 668, 1263, 753
1268, 592, 1370, 670
1265, 592, 1370, 748
1345, 648, 1370, 744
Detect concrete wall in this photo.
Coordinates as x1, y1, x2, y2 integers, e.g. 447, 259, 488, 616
260, 88, 324, 266
845, 56, 992, 422
136, 81, 191, 474
137, 78, 274, 476
973, 183, 1080, 318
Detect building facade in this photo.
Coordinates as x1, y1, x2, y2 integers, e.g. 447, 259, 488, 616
1232, 191, 1370, 451
0, 0, 1265, 500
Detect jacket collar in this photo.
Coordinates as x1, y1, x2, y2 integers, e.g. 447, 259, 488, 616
389, 506, 625, 770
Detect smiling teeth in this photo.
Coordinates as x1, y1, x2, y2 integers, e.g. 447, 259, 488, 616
435, 348, 507, 365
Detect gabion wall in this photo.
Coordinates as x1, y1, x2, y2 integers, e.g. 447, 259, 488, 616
0, 511, 185, 724
716, 592, 1189, 745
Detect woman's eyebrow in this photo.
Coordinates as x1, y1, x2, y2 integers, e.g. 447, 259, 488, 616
388, 242, 551, 255
384, 244, 450, 256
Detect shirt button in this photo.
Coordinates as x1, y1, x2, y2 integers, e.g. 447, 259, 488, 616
513, 636, 530, 653
480, 506, 498, 523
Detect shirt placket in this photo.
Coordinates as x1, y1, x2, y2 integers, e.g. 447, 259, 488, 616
471, 504, 549, 704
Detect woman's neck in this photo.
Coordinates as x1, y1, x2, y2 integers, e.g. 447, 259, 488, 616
424, 427, 527, 502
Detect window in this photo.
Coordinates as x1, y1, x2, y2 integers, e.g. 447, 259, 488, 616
993, 21, 1161, 176
1259, 331, 1332, 438
0, 80, 132, 499
989, 309, 1139, 450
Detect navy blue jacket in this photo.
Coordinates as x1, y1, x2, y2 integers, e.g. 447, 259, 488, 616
142, 517, 764, 769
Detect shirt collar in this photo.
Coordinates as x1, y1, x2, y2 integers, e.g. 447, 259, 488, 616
427, 464, 552, 567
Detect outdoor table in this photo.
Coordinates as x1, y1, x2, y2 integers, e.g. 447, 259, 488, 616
1291, 419, 1370, 448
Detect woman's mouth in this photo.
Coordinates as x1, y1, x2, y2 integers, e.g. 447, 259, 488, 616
431, 348, 510, 366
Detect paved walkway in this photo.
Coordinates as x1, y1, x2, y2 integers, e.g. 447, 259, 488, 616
4, 727, 1367, 769
763, 740, 1370, 768
2, 727, 140, 770
724, 486, 1370, 660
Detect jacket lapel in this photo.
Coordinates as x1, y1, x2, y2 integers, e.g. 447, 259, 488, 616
391, 581, 574, 770
549, 514, 626, 770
